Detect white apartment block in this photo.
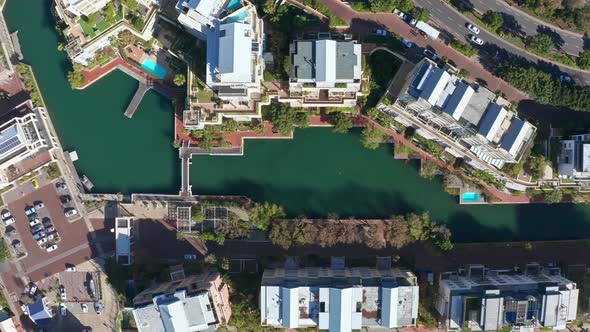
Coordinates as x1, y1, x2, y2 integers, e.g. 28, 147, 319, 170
260, 267, 419, 332
391, 59, 536, 171
557, 133, 590, 180
282, 37, 363, 108
0, 105, 48, 171
178, 0, 266, 129
61, 0, 110, 17
436, 264, 579, 332
115, 217, 134, 266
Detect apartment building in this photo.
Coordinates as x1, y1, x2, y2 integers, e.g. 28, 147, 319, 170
178, 0, 266, 129
389, 59, 536, 171
133, 267, 231, 331
60, 0, 110, 17
115, 217, 134, 266
281, 37, 363, 108
436, 264, 579, 331
260, 266, 419, 331
557, 133, 590, 180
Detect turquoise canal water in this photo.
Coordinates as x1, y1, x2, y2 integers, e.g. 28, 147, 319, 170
6, 0, 590, 242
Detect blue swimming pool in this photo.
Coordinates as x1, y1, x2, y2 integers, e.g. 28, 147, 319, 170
227, 0, 242, 12
141, 59, 167, 79
462, 192, 479, 202
224, 9, 248, 23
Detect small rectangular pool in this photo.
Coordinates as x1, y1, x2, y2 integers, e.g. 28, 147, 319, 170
141, 59, 167, 80
227, 0, 242, 12
462, 192, 479, 202
224, 9, 248, 23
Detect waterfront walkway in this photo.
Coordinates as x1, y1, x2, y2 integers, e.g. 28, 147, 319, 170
179, 141, 192, 198
124, 82, 151, 118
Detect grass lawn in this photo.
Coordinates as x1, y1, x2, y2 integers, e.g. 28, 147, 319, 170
195, 88, 216, 103
95, 20, 111, 33
78, 19, 96, 38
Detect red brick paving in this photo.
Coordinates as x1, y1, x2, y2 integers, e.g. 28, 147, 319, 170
6, 151, 52, 182
0, 73, 25, 96
317, 0, 528, 103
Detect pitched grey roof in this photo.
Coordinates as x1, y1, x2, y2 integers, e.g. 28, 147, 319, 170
478, 103, 506, 140
293, 41, 314, 80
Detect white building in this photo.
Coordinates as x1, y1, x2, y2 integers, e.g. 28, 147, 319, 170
436, 264, 579, 331
282, 38, 363, 108
176, 0, 229, 39
115, 217, 134, 266
393, 59, 536, 170
557, 133, 590, 180
61, 0, 110, 17
260, 267, 419, 331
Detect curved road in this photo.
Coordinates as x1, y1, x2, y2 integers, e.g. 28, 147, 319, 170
414, 0, 590, 85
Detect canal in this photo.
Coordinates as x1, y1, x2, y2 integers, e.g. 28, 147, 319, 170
6, 0, 590, 242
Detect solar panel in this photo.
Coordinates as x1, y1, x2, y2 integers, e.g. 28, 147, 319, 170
0, 136, 22, 156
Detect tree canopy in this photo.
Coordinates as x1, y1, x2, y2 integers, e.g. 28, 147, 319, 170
360, 126, 387, 149
262, 103, 309, 135
250, 202, 286, 231
526, 34, 555, 55
331, 112, 353, 133
482, 10, 504, 33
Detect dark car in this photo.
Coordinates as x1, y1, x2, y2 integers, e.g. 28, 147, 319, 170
60, 195, 72, 204
42, 217, 52, 227
56, 182, 67, 190
12, 240, 21, 248
5, 226, 16, 237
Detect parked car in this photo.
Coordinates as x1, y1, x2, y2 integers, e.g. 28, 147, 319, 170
81, 303, 88, 313
29, 284, 37, 297
47, 233, 56, 241
423, 49, 438, 61
467, 23, 480, 34
60, 195, 72, 204
64, 209, 77, 217
34, 201, 45, 210
401, 38, 413, 48
45, 226, 55, 234
3, 217, 14, 226
470, 35, 484, 45
66, 265, 76, 272
95, 303, 103, 315
37, 237, 48, 246
12, 240, 21, 249
393, 8, 407, 20
31, 225, 43, 234
60, 286, 66, 300
560, 74, 572, 83
33, 231, 46, 240
56, 182, 67, 190
29, 218, 41, 227
60, 303, 67, 317
5, 227, 16, 237
27, 213, 37, 222
370, 29, 389, 36
184, 254, 198, 260
45, 244, 58, 252
1, 210, 11, 220
25, 207, 35, 216
31, 179, 39, 189
42, 218, 52, 227
409, 18, 418, 26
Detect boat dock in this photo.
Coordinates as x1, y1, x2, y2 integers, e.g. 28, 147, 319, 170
124, 82, 151, 118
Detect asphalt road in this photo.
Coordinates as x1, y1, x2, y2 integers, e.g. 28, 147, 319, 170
468, 0, 584, 56
414, 0, 590, 85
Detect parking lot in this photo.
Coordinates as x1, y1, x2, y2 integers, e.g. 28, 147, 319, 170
6, 182, 90, 281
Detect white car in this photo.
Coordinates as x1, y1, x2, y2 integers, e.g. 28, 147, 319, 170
3, 217, 14, 226
470, 35, 484, 45
25, 207, 35, 216
46, 244, 58, 252
64, 209, 77, 217
81, 303, 88, 313
60, 303, 67, 317
1, 211, 11, 220
29, 218, 40, 227
45, 226, 55, 233
66, 266, 76, 272
467, 23, 480, 34
60, 286, 66, 300
560, 74, 572, 83
37, 237, 48, 245
29, 284, 37, 297
33, 231, 46, 240
393, 8, 407, 20
47, 233, 56, 241
34, 202, 45, 210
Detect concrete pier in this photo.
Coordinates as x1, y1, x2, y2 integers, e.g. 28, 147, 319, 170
124, 83, 151, 118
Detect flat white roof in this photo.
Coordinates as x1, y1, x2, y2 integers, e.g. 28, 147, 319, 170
218, 22, 253, 83
316, 40, 337, 83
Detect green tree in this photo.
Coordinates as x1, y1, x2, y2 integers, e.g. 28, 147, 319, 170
192, 208, 205, 223
360, 126, 387, 149
578, 50, 590, 69
85, 12, 99, 27
410, 7, 430, 22
482, 10, 504, 32
262, 103, 309, 135
173, 74, 186, 86
250, 202, 286, 231
332, 112, 353, 133
132, 16, 145, 31
526, 34, 555, 55
118, 30, 136, 46
0, 238, 10, 263
67, 70, 85, 89
104, 2, 116, 23
122, 0, 138, 12
544, 189, 563, 204
269, 220, 297, 249
397, 0, 414, 12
